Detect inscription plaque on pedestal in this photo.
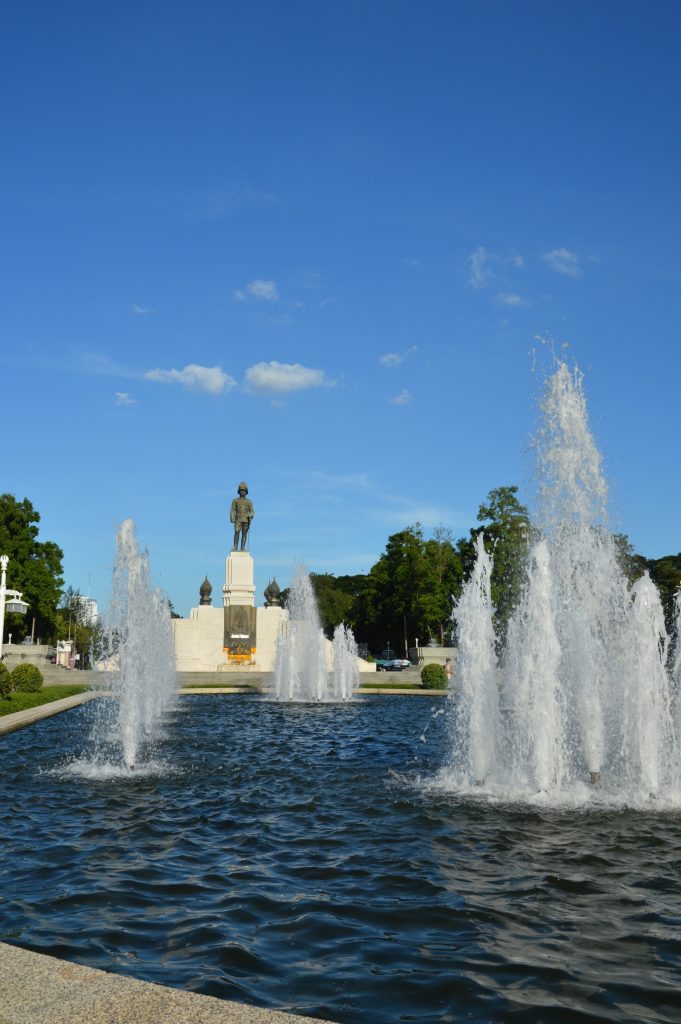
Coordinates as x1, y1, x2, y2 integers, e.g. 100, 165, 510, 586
224, 604, 257, 663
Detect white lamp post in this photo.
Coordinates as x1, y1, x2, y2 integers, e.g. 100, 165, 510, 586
0, 555, 29, 660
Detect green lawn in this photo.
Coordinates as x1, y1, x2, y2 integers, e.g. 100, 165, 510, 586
0, 685, 90, 717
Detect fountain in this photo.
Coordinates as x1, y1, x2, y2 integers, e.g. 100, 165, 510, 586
446, 359, 681, 805
80, 518, 177, 773
272, 565, 358, 700
452, 532, 500, 787
674, 588, 681, 710
331, 621, 360, 699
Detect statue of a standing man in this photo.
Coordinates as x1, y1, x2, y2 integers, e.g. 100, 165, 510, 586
230, 481, 254, 551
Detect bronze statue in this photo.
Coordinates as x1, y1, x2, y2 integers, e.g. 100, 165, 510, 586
230, 481, 254, 551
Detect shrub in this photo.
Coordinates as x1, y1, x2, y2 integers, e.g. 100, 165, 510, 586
0, 662, 11, 698
11, 663, 44, 693
420, 663, 448, 690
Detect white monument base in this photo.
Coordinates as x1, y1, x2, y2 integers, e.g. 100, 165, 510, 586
223, 550, 255, 607
172, 545, 376, 673
173, 604, 287, 673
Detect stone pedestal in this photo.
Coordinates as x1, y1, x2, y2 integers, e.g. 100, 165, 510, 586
223, 551, 255, 608
172, 547, 376, 674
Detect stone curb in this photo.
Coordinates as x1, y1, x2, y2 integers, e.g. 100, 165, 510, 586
0, 691, 99, 736
0, 942, 333, 1024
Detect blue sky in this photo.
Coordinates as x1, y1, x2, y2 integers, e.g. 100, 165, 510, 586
2, 0, 680, 616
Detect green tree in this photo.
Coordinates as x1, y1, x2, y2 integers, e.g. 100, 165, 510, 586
472, 485, 532, 644
647, 553, 681, 636
309, 573, 367, 638
361, 527, 425, 655
0, 494, 64, 643
310, 573, 355, 636
423, 526, 465, 643
358, 524, 464, 656
613, 533, 648, 585
55, 586, 106, 669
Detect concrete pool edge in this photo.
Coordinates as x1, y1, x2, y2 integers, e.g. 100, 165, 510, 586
0, 691, 101, 736
0, 942, 334, 1024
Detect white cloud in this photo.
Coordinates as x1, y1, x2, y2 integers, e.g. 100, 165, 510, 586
495, 292, 526, 307
370, 498, 453, 530
247, 279, 279, 301
308, 471, 372, 490
467, 246, 525, 288
75, 350, 138, 379
390, 389, 412, 405
233, 289, 246, 301
468, 245, 492, 289
145, 364, 237, 395
114, 392, 137, 406
403, 257, 421, 267
245, 360, 332, 393
380, 345, 418, 368
192, 183, 276, 219
132, 304, 153, 315
543, 248, 582, 277
380, 354, 402, 368
299, 269, 323, 289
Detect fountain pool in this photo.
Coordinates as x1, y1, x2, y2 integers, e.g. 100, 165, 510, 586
2, 694, 681, 1023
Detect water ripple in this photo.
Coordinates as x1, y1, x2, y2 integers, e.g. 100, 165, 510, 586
1, 695, 681, 1022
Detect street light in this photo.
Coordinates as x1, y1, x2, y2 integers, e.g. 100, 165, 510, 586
0, 555, 29, 660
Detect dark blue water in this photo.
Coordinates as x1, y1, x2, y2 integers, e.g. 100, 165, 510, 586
1, 695, 681, 1023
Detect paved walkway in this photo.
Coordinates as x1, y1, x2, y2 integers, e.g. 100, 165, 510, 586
0, 942, 333, 1024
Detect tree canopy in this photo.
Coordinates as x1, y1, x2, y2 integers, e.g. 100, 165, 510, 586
305, 488, 534, 655
647, 552, 681, 635
308, 524, 465, 657
472, 485, 532, 642
0, 494, 64, 642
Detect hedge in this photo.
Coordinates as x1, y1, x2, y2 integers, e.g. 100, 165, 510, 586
10, 662, 44, 693
420, 663, 448, 689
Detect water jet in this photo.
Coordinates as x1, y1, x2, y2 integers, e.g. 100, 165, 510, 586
82, 518, 176, 773
272, 565, 359, 700
447, 358, 681, 806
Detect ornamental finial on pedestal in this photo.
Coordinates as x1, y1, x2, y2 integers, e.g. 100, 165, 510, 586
199, 575, 213, 606
264, 578, 281, 607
